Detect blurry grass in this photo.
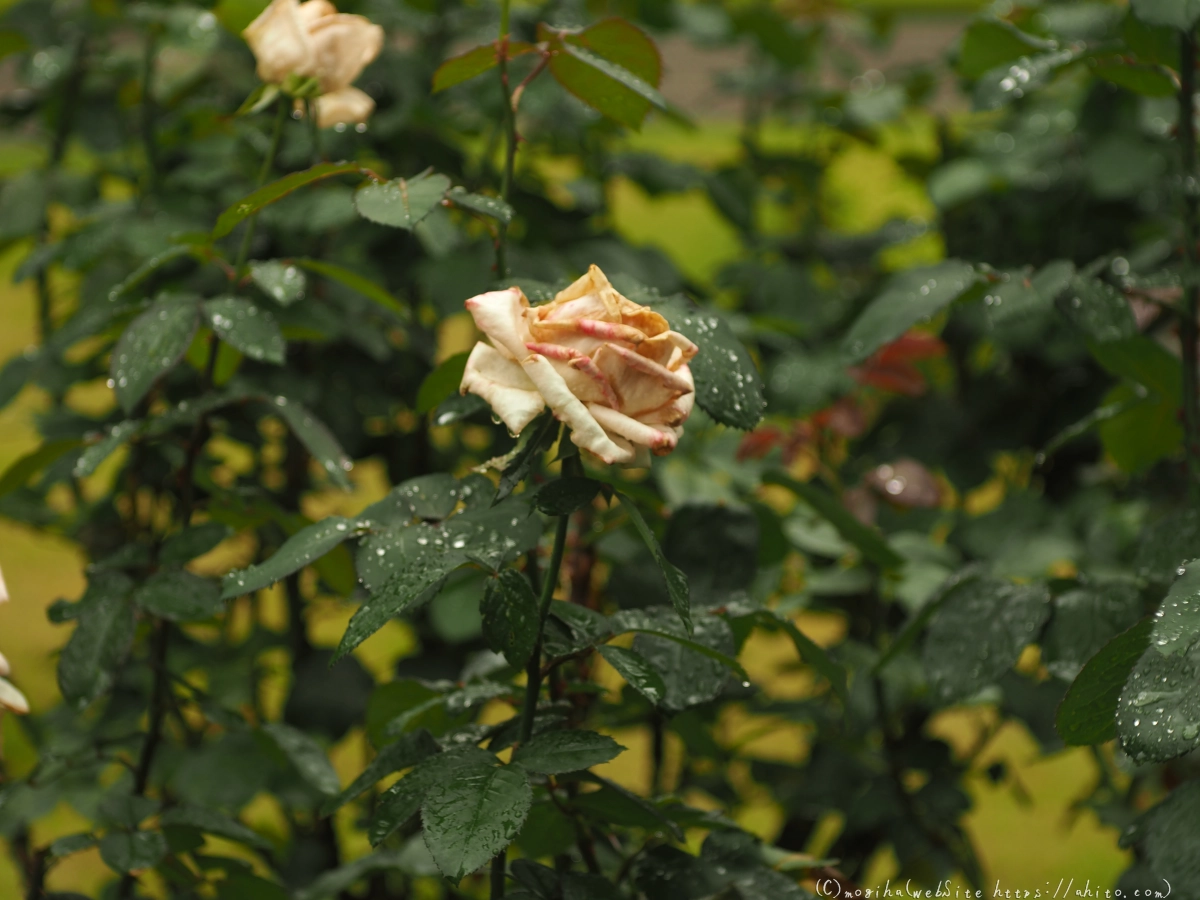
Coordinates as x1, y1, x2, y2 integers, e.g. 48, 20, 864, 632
0, 116, 1129, 894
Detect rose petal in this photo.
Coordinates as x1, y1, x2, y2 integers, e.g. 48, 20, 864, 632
548, 265, 622, 319
296, 0, 337, 28
461, 343, 544, 435
465, 288, 532, 360
0, 650, 8, 677
568, 355, 619, 408
243, 0, 315, 84
0, 562, 7, 604
605, 344, 694, 394
307, 13, 384, 93
522, 356, 632, 465
0, 676, 28, 715
588, 404, 677, 454
315, 86, 375, 128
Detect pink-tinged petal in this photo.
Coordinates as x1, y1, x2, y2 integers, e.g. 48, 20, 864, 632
522, 356, 631, 465
464, 287, 532, 360
0, 562, 7, 603
606, 344, 694, 394
0, 676, 28, 715
576, 319, 644, 344
0, 650, 9, 677
460, 342, 544, 435
568, 356, 619, 408
666, 330, 699, 363
525, 342, 579, 362
243, 0, 314, 83
588, 404, 678, 454
547, 265, 620, 317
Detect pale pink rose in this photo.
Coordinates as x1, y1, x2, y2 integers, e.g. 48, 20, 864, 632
243, 0, 382, 127
460, 266, 699, 467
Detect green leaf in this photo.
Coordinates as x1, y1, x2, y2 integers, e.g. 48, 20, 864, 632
1136, 509, 1200, 584
617, 493, 691, 633
446, 187, 515, 224
261, 723, 341, 797
535, 477, 602, 516
956, 18, 1058, 79
1058, 276, 1137, 344
416, 353, 469, 416
973, 48, 1084, 111
643, 292, 765, 430
432, 41, 533, 93
359, 473, 479, 525
132, 570, 223, 622
1150, 561, 1200, 656
1093, 59, 1176, 97
981, 260, 1075, 327
235, 82, 280, 116
596, 645, 666, 705
748, 610, 848, 705
513, 730, 625, 774
105, 246, 195, 303
1116, 637, 1200, 763
267, 395, 353, 490
369, 745, 493, 845
481, 569, 541, 667
1057, 619, 1154, 746
354, 172, 451, 231
923, 578, 1051, 704
1097, 383, 1182, 473
0, 438, 83, 497
48, 833, 98, 859
73, 421, 139, 478
1087, 335, 1181, 401
159, 806, 271, 851
222, 516, 357, 600
57, 574, 137, 706
203, 296, 286, 364
841, 261, 976, 363
1133, 780, 1200, 896
763, 471, 904, 570
340, 502, 541, 660
1042, 583, 1143, 681
618, 610, 742, 712
294, 851, 413, 900
320, 729, 440, 816
546, 19, 667, 128
572, 772, 683, 838
160, 522, 232, 567
213, 161, 363, 239
421, 762, 532, 881
110, 294, 201, 412
1131, 0, 1200, 29
249, 260, 307, 307
292, 258, 409, 322
98, 831, 168, 874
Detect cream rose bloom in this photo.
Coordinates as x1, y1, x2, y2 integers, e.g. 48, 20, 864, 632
460, 266, 699, 466
243, 0, 383, 129
0, 564, 29, 715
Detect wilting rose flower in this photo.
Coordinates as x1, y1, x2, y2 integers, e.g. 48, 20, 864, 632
0, 564, 28, 715
243, 0, 383, 129
460, 266, 699, 466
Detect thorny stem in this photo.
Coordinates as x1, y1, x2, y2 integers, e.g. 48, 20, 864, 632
1178, 30, 1200, 501
237, 97, 289, 273
496, 0, 517, 279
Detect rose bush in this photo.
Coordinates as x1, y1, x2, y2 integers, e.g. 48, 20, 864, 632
243, 0, 383, 128
460, 266, 698, 466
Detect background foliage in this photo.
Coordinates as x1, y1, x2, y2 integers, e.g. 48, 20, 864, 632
2, 0, 1199, 896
